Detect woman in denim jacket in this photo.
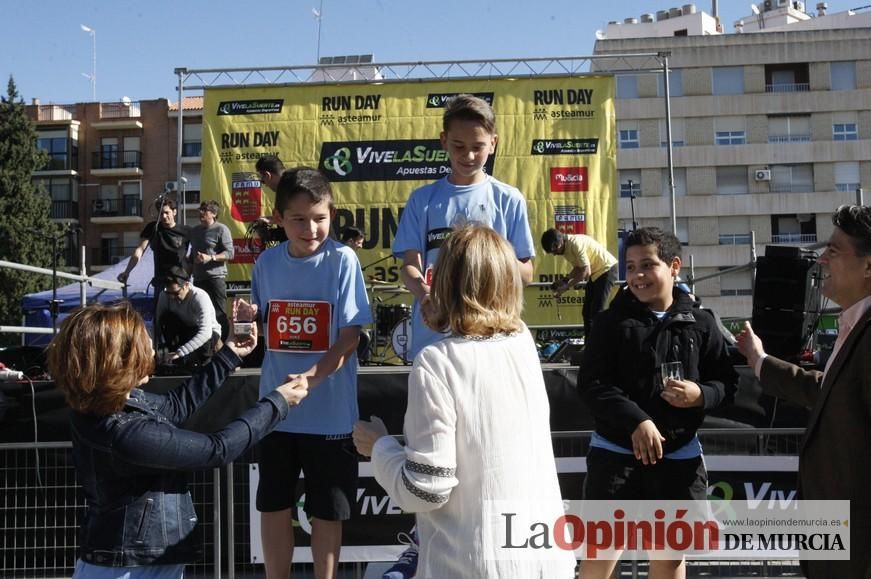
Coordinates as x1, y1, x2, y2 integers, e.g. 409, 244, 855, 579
47, 302, 309, 579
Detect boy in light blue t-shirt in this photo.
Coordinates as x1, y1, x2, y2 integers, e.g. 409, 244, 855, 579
237, 167, 372, 579
392, 94, 536, 360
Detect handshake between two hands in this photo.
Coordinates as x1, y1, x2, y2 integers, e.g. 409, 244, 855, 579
229, 298, 309, 408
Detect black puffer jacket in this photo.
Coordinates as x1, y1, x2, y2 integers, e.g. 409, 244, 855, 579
579, 286, 738, 453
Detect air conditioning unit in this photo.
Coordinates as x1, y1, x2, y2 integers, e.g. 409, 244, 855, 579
755, 169, 772, 182
165, 181, 178, 192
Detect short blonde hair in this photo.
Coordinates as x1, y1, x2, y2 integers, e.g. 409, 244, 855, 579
47, 302, 154, 416
428, 225, 523, 337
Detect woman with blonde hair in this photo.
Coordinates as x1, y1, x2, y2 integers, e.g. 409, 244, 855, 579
48, 302, 308, 579
354, 225, 575, 578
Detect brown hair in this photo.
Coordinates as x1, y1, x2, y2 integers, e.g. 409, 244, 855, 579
47, 302, 155, 416
199, 199, 221, 217
442, 94, 496, 134
428, 225, 523, 337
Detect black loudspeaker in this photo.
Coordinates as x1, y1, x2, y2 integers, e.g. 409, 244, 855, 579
751, 246, 821, 360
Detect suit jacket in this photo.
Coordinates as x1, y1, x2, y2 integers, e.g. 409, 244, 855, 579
761, 304, 871, 579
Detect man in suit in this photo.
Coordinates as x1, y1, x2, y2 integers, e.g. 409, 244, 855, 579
737, 204, 871, 579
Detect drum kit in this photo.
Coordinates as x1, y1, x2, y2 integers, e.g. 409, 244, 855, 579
364, 279, 413, 365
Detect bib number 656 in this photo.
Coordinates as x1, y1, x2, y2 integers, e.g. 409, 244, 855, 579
276, 315, 317, 335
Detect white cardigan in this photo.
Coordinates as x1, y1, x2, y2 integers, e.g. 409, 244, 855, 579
372, 327, 576, 579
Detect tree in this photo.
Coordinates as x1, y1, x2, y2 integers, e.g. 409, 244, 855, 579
0, 76, 56, 345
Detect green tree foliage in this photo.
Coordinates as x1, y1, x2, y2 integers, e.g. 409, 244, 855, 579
0, 76, 57, 345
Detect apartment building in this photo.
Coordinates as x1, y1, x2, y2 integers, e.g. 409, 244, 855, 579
594, 1, 871, 317
27, 97, 204, 273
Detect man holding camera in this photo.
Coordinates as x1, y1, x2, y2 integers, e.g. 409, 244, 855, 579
541, 228, 618, 337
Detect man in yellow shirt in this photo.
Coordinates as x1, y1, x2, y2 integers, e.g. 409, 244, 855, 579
542, 228, 618, 336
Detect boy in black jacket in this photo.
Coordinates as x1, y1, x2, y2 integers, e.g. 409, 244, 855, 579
579, 227, 737, 579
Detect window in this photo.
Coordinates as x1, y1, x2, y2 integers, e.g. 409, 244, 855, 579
712, 67, 744, 96
182, 123, 203, 157
100, 137, 119, 169
768, 114, 811, 143
833, 123, 858, 141
719, 267, 753, 295
675, 217, 689, 245
619, 170, 641, 198
120, 181, 142, 216
659, 118, 685, 147
834, 162, 860, 193
771, 214, 817, 243
122, 136, 140, 168
618, 122, 640, 149
719, 216, 751, 245
37, 130, 70, 170
715, 117, 746, 145
716, 166, 748, 196
831, 61, 857, 91
764, 63, 809, 93
661, 168, 687, 197
616, 75, 639, 99
181, 167, 202, 204
832, 112, 858, 141
770, 164, 814, 193
657, 69, 683, 97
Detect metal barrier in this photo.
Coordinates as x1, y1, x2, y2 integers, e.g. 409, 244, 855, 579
1, 430, 806, 578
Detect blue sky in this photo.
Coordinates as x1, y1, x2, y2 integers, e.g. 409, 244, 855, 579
1, 1, 852, 104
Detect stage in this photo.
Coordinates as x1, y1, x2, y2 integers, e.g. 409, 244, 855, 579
0, 362, 808, 443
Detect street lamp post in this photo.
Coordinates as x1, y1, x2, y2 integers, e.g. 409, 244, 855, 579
80, 24, 96, 101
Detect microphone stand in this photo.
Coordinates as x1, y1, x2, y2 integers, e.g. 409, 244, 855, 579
361, 254, 394, 272
30, 224, 77, 333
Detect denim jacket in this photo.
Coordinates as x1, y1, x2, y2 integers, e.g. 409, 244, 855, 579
69, 347, 288, 567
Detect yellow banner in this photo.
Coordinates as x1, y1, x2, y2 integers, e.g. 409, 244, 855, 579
201, 76, 616, 328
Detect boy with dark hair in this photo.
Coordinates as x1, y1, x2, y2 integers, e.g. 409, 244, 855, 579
541, 227, 618, 337
579, 226, 737, 579
392, 94, 535, 360
236, 167, 372, 579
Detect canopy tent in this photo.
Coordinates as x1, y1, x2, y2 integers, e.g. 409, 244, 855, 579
21, 249, 156, 345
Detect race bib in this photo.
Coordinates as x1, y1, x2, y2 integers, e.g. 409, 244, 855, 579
266, 300, 332, 353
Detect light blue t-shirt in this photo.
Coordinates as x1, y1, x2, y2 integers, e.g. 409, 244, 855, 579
252, 238, 372, 435
392, 176, 535, 359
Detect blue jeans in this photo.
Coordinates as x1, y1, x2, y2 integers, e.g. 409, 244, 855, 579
73, 560, 185, 579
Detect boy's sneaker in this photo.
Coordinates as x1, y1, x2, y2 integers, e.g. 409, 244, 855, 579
383, 529, 418, 579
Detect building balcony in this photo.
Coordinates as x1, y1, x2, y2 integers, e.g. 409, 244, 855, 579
92, 101, 143, 130
765, 83, 810, 93
90, 151, 143, 177
35, 153, 78, 175
770, 233, 818, 244
90, 197, 144, 225
50, 200, 79, 221
35, 104, 77, 122
767, 134, 811, 143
